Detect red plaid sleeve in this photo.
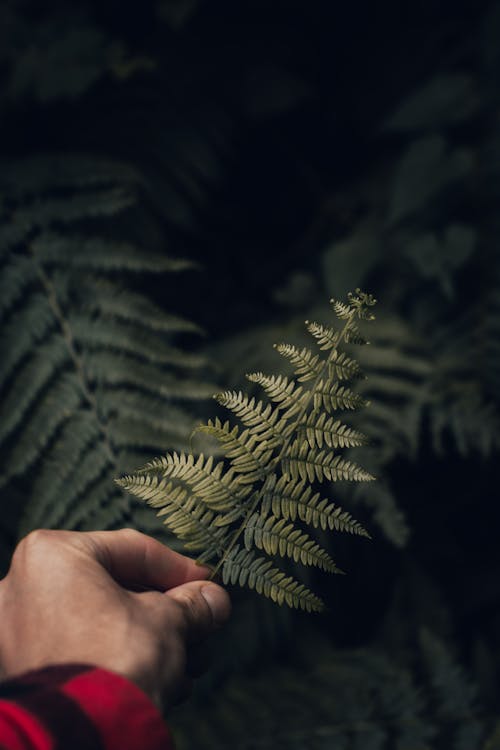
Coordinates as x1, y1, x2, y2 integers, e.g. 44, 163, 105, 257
0, 664, 174, 750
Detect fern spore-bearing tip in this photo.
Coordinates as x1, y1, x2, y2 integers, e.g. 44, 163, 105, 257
118, 290, 377, 612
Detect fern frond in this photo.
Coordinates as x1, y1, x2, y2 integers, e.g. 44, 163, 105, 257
214, 391, 288, 446
244, 512, 342, 573
313, 379, 368, 412
222, 547, 324, 612
115, 474, 227, 556
273, 343, 322, 382
0, 337, 69, 443
119, 290, 376, 610
24, 412, 103, 532
79, 281, 202, 334
43, 443, 113, 529
305, 320, 339, 351
61, 481, 120, 531
84, 351, 215, 400
299, 412, 368, 449
2, 152, 216, 540
246, 373, 307, 419
131, 452, 251, 512
15, 188, 135, 228
260, 475, 370, 536
283, 441, 375, 483
331, 299, 353, 320
102, 392, 197, 441
327, 349, 364, 380
0, 293, 56, 388
197, 418, 273, 481
345, 324, 369, 345
0, 374, 82, 486
70, 315, 206, 369
32, 233, 194, 273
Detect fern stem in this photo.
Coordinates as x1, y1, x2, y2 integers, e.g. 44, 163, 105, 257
30, 248, 118, 466
208, 310, 357, 580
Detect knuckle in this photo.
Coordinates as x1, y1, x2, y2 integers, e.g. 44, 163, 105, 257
176, 590, 208, 631
17, 529, 56, 554
13, 529, 77, 566
117, 528, 143, 543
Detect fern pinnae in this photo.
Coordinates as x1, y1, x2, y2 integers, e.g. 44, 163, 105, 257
222, 547, 324, 612
244, 512, 343, 573
273, 343, 322, 382
119, 290, 377, 611
211, 290, 374, 579
259, 475, 370, 536
299, 412, 368, 450
214, 391, 288, 445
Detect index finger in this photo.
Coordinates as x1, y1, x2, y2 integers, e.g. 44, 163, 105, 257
84, 528, 210, 591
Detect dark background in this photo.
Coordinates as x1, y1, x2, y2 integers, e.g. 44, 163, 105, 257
1, 1, 500, 747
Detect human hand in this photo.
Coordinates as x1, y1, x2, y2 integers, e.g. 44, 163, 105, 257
0, 528, 231, 707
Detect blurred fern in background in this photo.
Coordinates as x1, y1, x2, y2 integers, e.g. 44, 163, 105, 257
1, 0, 500, 747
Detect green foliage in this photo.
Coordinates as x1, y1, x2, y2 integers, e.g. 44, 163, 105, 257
117, 291, 376, 611
0, 154, 214, 537
170, 626, 494, 750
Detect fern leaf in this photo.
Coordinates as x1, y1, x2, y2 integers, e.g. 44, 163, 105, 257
331, 299, 353, 320
246, 372, 308, 419
0, 292, 56, 388
22, 412, 103, 533
79, 281, 202, 334
108, 417, 188, 452
131, 451, 251, 512
116, 473, 227, 555
15, 188, 135, 230
222, 546, 325, 612
119, 290, 377, 610
84, 351, 215, 400
283, 442, 375, 483
313, 380, 368, 412
0, 374, 82, 486
300, 412, 368, 450
70, 315, 206, 369
102, 392, 197, 441
260, 475, 370, 536
327, 349, 363, 380
197, 418, 274, 481
345, 324, 369, 345
2, 152, 214, 544
43, 444, 113, 529
273, 343, 321, 382
244, 512, 342, 573
214, 391, 288, 446
305, 320, 339, 351
32, 233, 194, 273
0, 337, 70, 443
61, 481, 121, 530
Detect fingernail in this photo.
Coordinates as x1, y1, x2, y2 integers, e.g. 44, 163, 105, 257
201, 585, 229, 627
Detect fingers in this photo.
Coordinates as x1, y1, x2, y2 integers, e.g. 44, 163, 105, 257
84, 528, 210, 591
166, 580, 231, 642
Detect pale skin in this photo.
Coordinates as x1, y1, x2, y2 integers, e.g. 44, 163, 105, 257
0, 528, 231, 708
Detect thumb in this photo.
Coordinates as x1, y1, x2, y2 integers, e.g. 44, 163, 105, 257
166, 580, 231, 641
